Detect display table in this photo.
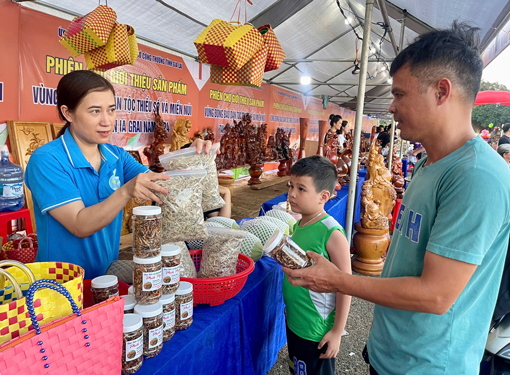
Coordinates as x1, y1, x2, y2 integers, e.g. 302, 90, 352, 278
259, 178, 365, 230
137, 257, 286, 375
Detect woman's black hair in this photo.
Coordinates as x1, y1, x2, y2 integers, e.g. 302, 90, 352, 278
56, 70, 115, 137
329, 114, 342, 128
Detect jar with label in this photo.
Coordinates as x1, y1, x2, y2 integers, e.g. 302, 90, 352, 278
161, 243, 181, 294
160, 293, 176, 342
122, 313, 144, 375
263, 230, 313, 270
132, 206, 162, 258
175, 281, 193, 331
134, 302, 164, 358
133, 255, 162, 305
123, 295, 136, 314
91, 275, 119, 304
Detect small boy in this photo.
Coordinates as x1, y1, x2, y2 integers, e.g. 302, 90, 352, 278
283, 155, 351, 375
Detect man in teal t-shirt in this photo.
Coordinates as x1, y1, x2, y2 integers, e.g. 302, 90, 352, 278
282, 23, 510, 375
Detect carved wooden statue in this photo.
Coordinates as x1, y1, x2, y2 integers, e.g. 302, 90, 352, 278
258, 123, 268, 162
143, 106, 167, 172
246, 123, 261, 165
170, 119, 192, 151
391, 147, 405, 199
324, 132, 339, 165
192, 130, 204, 141
205, 126, 215, 143
264, 135, 278, 161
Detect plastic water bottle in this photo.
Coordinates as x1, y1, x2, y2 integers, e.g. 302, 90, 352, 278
0, 145, 24, 212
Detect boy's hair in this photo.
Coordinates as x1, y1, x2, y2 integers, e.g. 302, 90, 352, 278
290, 156, 338, 194
503, 123, 510, 133
390, 21, 483, 104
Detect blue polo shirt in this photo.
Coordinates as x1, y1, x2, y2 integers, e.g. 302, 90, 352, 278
25, 129, 148, 279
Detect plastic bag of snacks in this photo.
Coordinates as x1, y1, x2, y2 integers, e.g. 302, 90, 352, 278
256, 216, 290, 235
154, 170, 208, 243
239, 231, 263, 262
186, 221, 223, 250
206, 216, 241, 229
198, 227, 246, 278
263, 230, 313, 269
241, 219, 279, 246
168, 241, 197, 278
159, 144, 225, 212
264, 209, 297, 234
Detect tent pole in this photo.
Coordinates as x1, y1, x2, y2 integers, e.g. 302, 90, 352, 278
398, 12, 407, 158
345, 0, 375, 245
387, 118, 396, 171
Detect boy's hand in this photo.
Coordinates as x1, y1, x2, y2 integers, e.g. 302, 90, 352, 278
318, 330, 341, 359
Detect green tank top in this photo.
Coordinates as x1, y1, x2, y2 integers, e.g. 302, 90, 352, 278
282, 215, 345, 342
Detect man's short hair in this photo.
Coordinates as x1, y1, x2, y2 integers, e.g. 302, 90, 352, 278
390, 21, 483, 104
503, 123, 510, 133
290, 156, 338, 194
377, 126, 384, 132
497, 144, 510, 157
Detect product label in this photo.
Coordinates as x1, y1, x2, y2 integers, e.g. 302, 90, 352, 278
163, 309, 175, 331
162, 265, 180, 285
180, 301, 193, 320
125, 334, 143, 362
1, 183, 23, 198
148, 325, 163, 348
142, 269, 162, 291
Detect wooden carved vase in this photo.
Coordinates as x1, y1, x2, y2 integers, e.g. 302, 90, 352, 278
351, 221, 390, 276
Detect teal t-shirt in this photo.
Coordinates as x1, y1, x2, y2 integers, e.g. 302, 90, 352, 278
367, 136, 510, 375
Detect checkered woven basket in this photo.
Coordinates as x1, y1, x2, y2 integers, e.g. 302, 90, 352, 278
0, 262, 84, 344
258, 24, 286, 72
210, 45, 268, 87
194, 19, 264, 70
2, 235, 38, 264
59, 5, 117, 57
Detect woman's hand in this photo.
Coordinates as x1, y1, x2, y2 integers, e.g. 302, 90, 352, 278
191, 139, 220, 154
120, 172, 170, 204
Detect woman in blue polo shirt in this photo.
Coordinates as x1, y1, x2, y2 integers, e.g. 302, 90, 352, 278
25, 71, 209, 278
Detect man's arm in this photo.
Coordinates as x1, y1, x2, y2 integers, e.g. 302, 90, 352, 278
284, 250, 476, 315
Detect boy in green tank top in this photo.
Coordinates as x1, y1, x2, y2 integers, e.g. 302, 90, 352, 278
283, 156, 351, 375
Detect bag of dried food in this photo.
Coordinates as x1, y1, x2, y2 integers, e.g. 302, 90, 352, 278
154, 170, 208, 243
198, 227, 246, 278
186, 221, 223, 250
159, 144, 225, 212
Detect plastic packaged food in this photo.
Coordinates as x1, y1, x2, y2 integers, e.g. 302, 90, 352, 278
175, 282, 193, 331
206, 216, 240, 229
264, 209, 297, 234
168, 241, 197, 278
241, 219, 279, 246
159, 144, 225, 212
134, 303, 164, 358
122, 314, 144, 374
239, 231, 263, 262
255, 216, 290, 235
123, 295, 136, 314
154, 170, 208, 243
160, 293, 176, 342
161, 244, 181, 294
263, 230, 313, 269
133, 255, 162, 305
91, 275, 119, 304
132, 206, 162, 258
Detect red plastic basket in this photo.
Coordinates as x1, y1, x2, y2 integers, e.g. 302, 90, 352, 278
181, 249, 255, 306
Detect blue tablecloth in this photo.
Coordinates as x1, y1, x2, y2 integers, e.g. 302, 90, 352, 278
138, 257, 286, 375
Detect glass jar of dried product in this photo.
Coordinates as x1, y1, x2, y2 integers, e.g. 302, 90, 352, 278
123, 295, 136, 314
160, 293, 176, 342
134, 302, 164, 358
263, 230, 312, 269
161, 243, 181, 295
91, 275, 119, 304
133, 255, 162, 305
175, 281, 193, 331
122, 313, 143, 375
132, 206, 162, 258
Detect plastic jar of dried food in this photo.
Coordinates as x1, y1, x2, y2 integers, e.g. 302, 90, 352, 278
160, 293, 175, 342
175, 281, 193, 331
134, 302, 164, 358
122, 314, 144, 375
263, 230, 312, 269
128, 285, 134, 296
133, 255, 162, 305
123, 295, 136, 314
91, 275, 119, 304
132, 206, 162, 258
161, 244, 181, 295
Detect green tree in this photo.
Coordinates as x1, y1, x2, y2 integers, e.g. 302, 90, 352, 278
472, 80, 510, 132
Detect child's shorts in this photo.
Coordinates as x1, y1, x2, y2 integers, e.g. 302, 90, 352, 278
286, 324, 335, 375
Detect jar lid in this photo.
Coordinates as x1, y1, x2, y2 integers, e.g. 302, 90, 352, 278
133, 206, 161, 216
176, 281, 193, 295
123, 295, 136, 310
161, 244, 181, 257
133, 255, 162, 264
160, 293, 175, 304
134, 302, 163, 318
128, 285, 134, 295
263, 230, 283, 254
91, 275, 118, 289
123, 313, 143, 333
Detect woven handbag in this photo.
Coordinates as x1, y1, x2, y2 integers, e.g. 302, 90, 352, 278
258, 24, 286, 72
0, 280, 123, 375
59, 5, 117, 57
2, 236, 38, 264
0, 261, 84, 344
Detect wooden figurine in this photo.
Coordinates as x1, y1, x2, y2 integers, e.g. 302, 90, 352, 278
170, 119, 192, 151
192, 130, 204, 141
205, 126, 215, 143
391, 147, 405, 199
143, 106, 167, 173
264, 135, 278, 161
324, 132, 339, 165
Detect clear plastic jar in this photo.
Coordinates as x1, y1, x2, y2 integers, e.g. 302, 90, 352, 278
134, 302, 164, 358
175, 281, 193, 331
160, 293, 176, 342
122, 314, 144, 375
133, 255, 162, 305
161, 244, 181, 295
128, 285, 134, 296
263, 230, 312, 269
132, 206, 162, 258
91, 275, 119, 304
123, 295, 136, 314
